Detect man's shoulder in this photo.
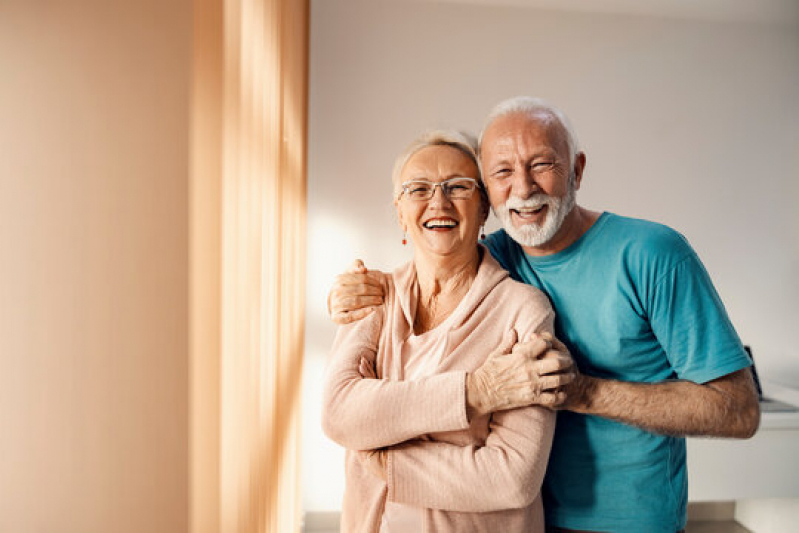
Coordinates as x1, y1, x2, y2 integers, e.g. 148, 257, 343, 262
604, 213, 694, 261
482, 229, 520, 271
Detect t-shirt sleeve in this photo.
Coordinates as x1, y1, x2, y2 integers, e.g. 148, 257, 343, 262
647, 250, 752, 384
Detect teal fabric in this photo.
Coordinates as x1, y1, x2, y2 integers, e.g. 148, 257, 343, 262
484, 212, 751, 533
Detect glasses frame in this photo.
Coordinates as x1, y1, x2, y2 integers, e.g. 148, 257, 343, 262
398, 176, 481, 202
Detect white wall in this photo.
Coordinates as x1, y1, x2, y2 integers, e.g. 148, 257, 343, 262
303, 0, 799, 511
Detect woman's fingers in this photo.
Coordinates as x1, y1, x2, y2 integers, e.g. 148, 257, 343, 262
359, 356, 377, 378
512, 334, 553, 359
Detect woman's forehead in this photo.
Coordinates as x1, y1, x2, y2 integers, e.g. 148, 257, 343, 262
402, 145, 478, 177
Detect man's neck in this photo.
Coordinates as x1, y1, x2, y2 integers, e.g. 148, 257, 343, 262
521, 205, 602, 257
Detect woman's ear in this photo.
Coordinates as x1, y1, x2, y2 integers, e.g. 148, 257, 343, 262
481, 203, 490, 225
479, 189, 490, 225
395, 198, 406, 232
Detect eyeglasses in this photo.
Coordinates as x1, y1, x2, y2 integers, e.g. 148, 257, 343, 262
399, 177, 481, 201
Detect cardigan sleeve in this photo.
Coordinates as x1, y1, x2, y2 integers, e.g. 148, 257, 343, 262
386, 305, 558, 512
321, 307, 470, 451
386, 400, 555, 511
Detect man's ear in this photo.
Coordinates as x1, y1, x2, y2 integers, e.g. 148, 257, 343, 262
573, 152, 587, 190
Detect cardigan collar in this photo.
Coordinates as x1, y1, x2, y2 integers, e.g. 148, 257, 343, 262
391, 244, 509, 334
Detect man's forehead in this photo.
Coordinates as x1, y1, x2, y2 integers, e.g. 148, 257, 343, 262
482, 112, 567, 156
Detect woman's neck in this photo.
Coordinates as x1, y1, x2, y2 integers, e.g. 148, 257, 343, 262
412, 246, 481, 334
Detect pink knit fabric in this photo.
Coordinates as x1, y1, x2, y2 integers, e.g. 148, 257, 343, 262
322, 248, 557, 533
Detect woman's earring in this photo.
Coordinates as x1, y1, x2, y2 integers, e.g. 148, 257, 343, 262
480, 226, 486, 241
402, 232, 407, 245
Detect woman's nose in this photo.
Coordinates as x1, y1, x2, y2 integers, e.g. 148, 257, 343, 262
427, 185, 453, 207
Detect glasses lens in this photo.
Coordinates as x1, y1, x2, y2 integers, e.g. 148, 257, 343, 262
444, 178, 476, 199
406, 181, 434, 200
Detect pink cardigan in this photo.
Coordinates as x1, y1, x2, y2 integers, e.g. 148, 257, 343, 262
322, 248, 556, 533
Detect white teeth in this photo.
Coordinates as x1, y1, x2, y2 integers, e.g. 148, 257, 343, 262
516, 206, 545, 215
424, 219, 457, 229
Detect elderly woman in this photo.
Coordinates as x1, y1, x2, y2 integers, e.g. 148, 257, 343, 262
322, 130, 558, 532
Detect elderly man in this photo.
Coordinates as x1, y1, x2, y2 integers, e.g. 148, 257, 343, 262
328, 97, 759, 533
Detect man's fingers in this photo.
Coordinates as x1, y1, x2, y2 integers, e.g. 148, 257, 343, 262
335, 295, 383, 310
331, 306, 375, 325
540, 372, 575, 391
334, 272, 384, 291
537, 391, 567, 408
346, 306, 376, 322
346, 259, 367, 274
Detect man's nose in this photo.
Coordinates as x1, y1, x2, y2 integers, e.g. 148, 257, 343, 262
511, 168, 539, 199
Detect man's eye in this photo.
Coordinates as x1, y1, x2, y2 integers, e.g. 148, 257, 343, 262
533, 162, 555, 171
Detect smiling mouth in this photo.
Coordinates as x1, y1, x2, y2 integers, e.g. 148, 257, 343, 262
511, 205, 547, 221
423, 218, 458, 230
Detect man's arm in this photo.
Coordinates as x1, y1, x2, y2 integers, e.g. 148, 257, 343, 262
326, 261, 575, 420
563, 367, 760, 438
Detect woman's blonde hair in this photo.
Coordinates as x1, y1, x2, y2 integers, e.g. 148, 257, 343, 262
391, 130, 487, 212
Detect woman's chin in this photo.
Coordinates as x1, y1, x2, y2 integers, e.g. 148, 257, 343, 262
412, 235, 478, 259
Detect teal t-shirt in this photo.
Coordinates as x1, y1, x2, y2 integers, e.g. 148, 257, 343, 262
484, 212, 751, 533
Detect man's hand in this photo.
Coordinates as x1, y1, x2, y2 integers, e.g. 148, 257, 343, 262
328, 260, 387, 325
466, 331, 576, 418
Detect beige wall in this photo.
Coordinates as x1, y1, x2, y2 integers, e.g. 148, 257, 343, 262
0, 1, 191, 531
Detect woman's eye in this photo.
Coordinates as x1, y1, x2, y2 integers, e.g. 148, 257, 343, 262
410, 186, 430, 195
492, 169, 510, 178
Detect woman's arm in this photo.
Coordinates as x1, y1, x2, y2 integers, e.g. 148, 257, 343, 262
321, 309, 470, 451
382, 298, 560, 512
386, 403, 556, 512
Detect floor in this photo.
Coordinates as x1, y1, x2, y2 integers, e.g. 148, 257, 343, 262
303, 508, 754, 532
686, 521, 751, 533
307, 521, 752, 533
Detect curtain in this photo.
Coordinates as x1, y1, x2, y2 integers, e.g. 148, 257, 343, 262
191, 0, 308, 531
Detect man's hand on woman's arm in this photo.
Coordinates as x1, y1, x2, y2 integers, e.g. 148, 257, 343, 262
328, 260, 387, 324
466, 331, 575, 419
328, 259, 577, 420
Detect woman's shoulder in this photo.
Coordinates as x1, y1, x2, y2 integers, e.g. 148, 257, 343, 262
494, 275, 553, 311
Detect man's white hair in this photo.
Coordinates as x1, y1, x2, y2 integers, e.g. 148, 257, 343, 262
478, 96, 581, 164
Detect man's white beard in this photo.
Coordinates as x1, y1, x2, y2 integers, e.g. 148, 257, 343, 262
494, 175, 576, 248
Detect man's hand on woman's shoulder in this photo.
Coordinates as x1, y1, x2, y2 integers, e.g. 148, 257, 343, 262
328, 259, 388, 324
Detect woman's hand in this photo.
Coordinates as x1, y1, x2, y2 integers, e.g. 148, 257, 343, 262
357, 449, 388, 481
328, 260, 387, 325
466, 331, 575, 418
359, 357, 377, 379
